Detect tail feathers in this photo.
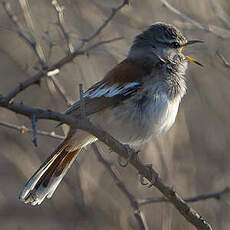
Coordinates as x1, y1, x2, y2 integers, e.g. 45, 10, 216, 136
19, 141, 81, 206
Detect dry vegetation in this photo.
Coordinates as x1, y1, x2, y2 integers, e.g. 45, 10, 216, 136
0, 0, 230, 229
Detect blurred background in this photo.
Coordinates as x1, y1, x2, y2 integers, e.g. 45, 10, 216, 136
0, 0, 230, 229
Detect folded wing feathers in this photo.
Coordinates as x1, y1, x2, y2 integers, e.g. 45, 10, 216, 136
65, 82, 141, 115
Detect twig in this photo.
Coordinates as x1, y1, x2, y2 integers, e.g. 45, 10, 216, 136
161, 0, 205, 30
92, 143, 149, 230
216, 50, 230, 68
47, 69, 73, 106
0, 98, 213, 230
0, 120, 64, 140
3, 0, 125, 103
49, 76, 73, 106
79, 84, 86, 118
2, 1, 45, 67
208, 0, 230, 29
19, 0, 46, 67
161, 0, 230, 40
31, 115, 38, 147
2, 1, 47, 67
82, 0, 129, 43
138, 187, 230, 206
51, 0, 74, 53
3, 36, 122, 104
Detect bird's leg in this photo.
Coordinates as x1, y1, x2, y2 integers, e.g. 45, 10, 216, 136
139, 164, 158, 188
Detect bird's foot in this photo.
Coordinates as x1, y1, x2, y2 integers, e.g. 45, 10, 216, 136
118, 145, 137, 167
140, 164, 158, 188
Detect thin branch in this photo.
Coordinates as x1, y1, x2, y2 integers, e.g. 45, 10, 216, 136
161, 0, 205, 30
217, 50, 230, 68
138, 187, 230, 206
2, 1, 43, 66
51, 0, 74, 53
79, 84, 86, 118
0, 98, 212, 230
3, 0, 125, 103
161, 0, 230, 40
82, 0, 129, 43
47, 69, 74, 106
0, 120, 64, 140
92, 143, 149, 230
31, 115, 38, 147
208, 0, 230, 29
19, 0, 46, 66
3, 36, 122, 104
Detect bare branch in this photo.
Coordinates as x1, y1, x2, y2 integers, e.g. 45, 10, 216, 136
161, 0, 205, 30
0, 120, 64, 140
217, 50, 230, 68
138, 187, 230, 206
31, 115, 38, 146
2, 1, 44, 66
47, 69, 74, 106
0, 98, 212, 230
208, 0, 230, 29
161, 0, 230, 40
3, 36, 122, 104
82, 0, 129, 43
19, 0, 46, 66
51, 0, 74, 53
92, 143, 149, 230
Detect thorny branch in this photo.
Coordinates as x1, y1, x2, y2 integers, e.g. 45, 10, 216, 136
0, 0, 215, 229
3, 36, 122, 104
0, 97, 213, 230
2, 0, 124, 104
1, 117, 229, 211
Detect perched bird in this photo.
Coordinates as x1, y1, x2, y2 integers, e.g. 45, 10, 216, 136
19, 22, 203, 205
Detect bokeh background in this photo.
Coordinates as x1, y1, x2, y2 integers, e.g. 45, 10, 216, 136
0, 0, 230, 229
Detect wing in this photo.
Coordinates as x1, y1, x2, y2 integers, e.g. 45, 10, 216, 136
65, 58, 151, 117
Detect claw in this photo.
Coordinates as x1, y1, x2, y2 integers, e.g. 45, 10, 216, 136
118, 153, 132, 167
118, 145, 135, 167
139, 164, 158, 188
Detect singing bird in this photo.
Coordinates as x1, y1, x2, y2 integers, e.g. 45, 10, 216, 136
19, 23, 203, 205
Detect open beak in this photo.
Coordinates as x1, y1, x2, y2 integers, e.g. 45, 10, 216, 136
180, 40, 204, 67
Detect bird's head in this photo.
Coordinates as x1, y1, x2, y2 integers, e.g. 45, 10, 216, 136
129, 23, 203, 67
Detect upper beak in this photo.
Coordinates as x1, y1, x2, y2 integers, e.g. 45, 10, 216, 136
180, 40, 204, 67
184, 40, 204, 46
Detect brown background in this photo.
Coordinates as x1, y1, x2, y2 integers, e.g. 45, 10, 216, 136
0, 0, 230, 229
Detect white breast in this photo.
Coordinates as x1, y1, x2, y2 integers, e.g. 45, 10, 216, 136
94, 86, 181, 146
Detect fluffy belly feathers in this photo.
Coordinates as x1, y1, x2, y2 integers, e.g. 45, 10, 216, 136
94, 90, 180, 146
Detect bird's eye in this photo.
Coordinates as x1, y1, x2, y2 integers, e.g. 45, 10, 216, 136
170, 41, 180, 48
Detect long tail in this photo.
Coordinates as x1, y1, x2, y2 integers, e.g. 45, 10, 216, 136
19, 137, 81, 206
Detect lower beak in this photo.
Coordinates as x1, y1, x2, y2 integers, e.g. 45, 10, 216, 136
185, 56, 203, 67
181, 40, 204, 67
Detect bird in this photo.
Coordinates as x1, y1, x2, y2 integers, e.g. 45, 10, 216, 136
19, 22, 203, 205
